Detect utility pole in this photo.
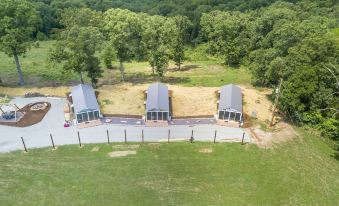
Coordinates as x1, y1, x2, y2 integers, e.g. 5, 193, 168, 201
270, 78, 283, 127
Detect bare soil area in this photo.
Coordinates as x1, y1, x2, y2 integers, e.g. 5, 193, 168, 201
247, 122, 299, 148
108, 150, 137, 158
0, 84, 273, 122
0, 102, 51, 127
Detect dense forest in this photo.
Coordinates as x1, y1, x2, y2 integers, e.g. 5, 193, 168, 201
0, 0, 338, 145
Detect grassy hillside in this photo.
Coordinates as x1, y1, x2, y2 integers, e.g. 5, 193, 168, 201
0, 41, 251, 87
0, 130, 338, 205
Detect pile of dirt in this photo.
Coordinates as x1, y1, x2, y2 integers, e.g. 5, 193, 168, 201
0, 102, 51, 127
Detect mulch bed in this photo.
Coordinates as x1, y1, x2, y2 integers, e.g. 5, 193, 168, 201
0, 102, 51, 127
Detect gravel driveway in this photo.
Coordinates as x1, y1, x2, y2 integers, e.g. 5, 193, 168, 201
0, 97, 251, 152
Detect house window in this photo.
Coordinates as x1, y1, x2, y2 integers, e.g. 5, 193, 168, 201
94, 111, 99, 119
151, 112, 157, 120
219, 111, 225, 120
147, 112, 151, 120
88, 111, 94, 121
235, 113, 241, 121
77, 114, 83, 123
230, 112, 236, 120
158, 112, 163, 120
163, 112, 168, 120
83, 113, 89, 122
224, 111, 230, 120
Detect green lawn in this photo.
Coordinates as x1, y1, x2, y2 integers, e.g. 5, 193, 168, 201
0, 130, 338, 205
0, 40, 251, 87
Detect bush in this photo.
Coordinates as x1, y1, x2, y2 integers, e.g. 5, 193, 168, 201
319, 118, 339, 141
36, 31, 48, 41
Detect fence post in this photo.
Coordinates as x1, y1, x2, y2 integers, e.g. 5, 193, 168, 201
168, 129, 170, 143
21, 137, 27, 152
50, 134, 55, 150
190, 130, 194, 143
77, 131, 82, 147
142, 129, 144, 143
124, 129, 127, 144
106, 129, 110, 144
214, 130, 217, 144
241, 132, 245, 145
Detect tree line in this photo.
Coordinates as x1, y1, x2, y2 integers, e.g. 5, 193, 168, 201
0, 0, 338, 144
200, 2, 338, 143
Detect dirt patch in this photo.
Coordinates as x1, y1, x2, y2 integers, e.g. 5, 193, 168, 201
0, 84, 273, 121
108, 150, 136, 158
91, 146, 100, 152
198, 148, 213, 153
0, 102, 51, 127
98, 84, 146, 115
0, 86, 69, 97
240, 86, 272, 122
112, 144, 140, 150
170, 85, 218, 116
249, 122, 298, 148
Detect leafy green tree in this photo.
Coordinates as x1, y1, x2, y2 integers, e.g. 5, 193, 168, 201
0, 0, 40, 85
104, 9, 143, 81
142, 15, 176, 77
102, 45, 115, 69
60, 7, 103, 29
200, 11, 253, 66
172, 16, 192, 70
49, 26, 104, 86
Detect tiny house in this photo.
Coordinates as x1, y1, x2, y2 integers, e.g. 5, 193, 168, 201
217, 84, 243, 122
70, 84, 101, 124
145, 83, 170, 121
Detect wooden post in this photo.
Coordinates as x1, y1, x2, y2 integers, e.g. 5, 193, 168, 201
106, 129, 110, 144
190, 130, 194, 143
270, 78, 283, 127
21, 137, 27, 152
241, 132, 245, 145
77, 131, 82, 147
142, 129, 144, 143
50, 134, 55, 150
124, 129, 127, 144
168, 129, 170, 143
214, 130, 217, 144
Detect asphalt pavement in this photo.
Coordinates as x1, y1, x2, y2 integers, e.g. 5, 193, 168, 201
0, 97, 251, 152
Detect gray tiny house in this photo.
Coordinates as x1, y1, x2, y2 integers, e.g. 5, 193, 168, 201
217, 84, 243, 122
70, 84, 101, 124
145, 83, 170, 121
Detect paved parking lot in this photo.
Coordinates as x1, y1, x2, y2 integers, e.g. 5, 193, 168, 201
0, 97, 251, 152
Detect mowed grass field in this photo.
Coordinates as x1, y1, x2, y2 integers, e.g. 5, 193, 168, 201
0, 130, 338, 206
0, 41, 251, 87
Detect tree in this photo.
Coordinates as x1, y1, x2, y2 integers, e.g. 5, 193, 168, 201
142, 15, 176, 77
60, 7, 103, 29
200, 11, 253, 66
49, 26, 104, 86
104, 9, 143, 81
172, 16, 192, 70
0, 0, 40, 85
